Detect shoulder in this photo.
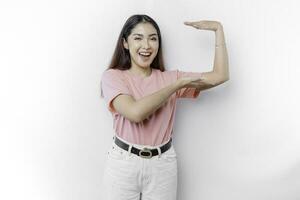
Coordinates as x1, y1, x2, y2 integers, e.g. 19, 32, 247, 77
102, 68, 123, 76
101, 68, 124, 80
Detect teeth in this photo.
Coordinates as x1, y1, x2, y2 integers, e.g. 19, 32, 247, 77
139, 52, 151, 56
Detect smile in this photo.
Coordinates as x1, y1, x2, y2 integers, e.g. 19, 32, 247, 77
139, 52, 152, 57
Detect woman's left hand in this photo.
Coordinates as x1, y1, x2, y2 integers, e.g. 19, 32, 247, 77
184, 20, 222, 31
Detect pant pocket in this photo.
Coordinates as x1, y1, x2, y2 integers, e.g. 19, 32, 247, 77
160, 146, 177, 162
104, 148, 138, 182
107, 144, 126, 160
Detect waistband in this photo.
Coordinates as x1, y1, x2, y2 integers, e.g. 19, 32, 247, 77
113, 135, 172, 149
113, 135, 172, 159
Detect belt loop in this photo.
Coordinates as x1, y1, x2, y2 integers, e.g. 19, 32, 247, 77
112, 136, 116, 148
128, 144, 132, 156
157, 147, 162, 158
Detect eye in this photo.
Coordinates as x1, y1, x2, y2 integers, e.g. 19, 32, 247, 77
151, 37, 157, 41
134, 37, 141, 40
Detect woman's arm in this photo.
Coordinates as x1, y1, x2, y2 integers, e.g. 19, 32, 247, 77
212, 24, 230, 81
112, 76, 203, 123
184, 21, 230, 91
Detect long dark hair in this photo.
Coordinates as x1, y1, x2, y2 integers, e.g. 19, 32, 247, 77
106, 14, 165, 72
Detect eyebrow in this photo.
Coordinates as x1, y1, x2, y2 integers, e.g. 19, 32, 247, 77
132, 33, 158, 37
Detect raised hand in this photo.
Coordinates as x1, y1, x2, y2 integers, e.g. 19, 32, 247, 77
184, 20, 222, 32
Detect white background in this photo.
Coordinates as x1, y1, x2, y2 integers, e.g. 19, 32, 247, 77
1, 0, 300, 199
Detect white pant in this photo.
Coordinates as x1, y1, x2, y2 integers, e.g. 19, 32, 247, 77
101, 136, 178, 200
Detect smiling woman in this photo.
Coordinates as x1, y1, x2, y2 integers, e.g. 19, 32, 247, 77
100, 14, 229, 200
122, 22, 159, 74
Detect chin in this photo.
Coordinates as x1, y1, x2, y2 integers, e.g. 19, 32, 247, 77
139, 62, 153, 68
138, 65, 150, 69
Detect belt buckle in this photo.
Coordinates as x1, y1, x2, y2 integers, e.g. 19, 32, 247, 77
139, 147, 152, 159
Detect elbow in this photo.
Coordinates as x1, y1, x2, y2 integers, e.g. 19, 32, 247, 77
130, 113, 142, 123
118, 107, 141, 123
223, 76, 230, 82
128, 116, 141, 123
218, 77, 229, 85
131, 109, 150, 123
133, 117, 142, 123
216, 73, 230, 85
212, 77, 229, 86
224, 72, 230, 81
130, 108, 143, 123
224, 74, 230, 82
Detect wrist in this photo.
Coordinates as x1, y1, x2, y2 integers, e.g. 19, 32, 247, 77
175, 79, 184, 90
215, 24, 225, 46
215, 23, 223, 31
215, 43, 226, 48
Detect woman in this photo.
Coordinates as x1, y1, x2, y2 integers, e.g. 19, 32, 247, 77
100, 14, 229, 200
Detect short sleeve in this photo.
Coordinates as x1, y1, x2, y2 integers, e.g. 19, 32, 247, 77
176, 69, 202, 98
100, 69, 131, 113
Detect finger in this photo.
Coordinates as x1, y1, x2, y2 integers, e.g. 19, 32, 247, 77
185, 22, 197, 26
186, 24, 200, 29
184, 22, 198, 28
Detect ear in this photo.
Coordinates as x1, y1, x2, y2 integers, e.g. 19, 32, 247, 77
123, 38, 129, 50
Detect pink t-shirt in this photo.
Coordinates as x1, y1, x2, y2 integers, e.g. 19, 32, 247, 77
100, 68, 202, 146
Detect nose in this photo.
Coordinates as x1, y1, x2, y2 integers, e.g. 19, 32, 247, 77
142, 39, 150, 49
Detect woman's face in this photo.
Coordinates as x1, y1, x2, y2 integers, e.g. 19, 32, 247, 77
123, 22, 159, 69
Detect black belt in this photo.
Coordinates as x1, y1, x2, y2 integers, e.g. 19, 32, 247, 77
114, 136, 172, 159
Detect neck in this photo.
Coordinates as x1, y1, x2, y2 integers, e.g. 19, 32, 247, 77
129, 66, 152, 77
